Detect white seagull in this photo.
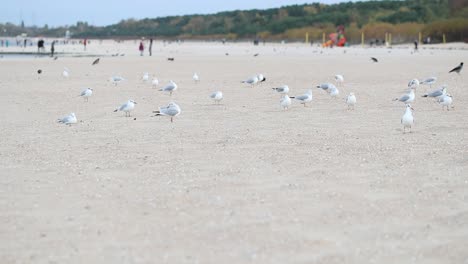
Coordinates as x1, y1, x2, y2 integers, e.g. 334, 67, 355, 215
438, 94, 453, 111
317, 83, 337, 93
280, 94, 292, 110
401, 104, 414, 133
151, 77, 159, 88
422, 85, 446, 99
57, 112, 77, 126
408, 78, 420, 89
153, 102, 181, 122
335, 74, 344, 86
394, 87, 415, 104
242, 75, 259, 86
346, 92, 356, 110
142, 72, 149, 82
62, 68, 69, 78
329, 86, 340, 98
210, 91, 223, 104
420, 77, 437, 88
193, 73, 200, 82
272, 85, 289, 95
159, 80, 178, 96
80, 88, 93, 102
114, 100, 137, 117
290, 90, 312, 107
109, 76, 125, 86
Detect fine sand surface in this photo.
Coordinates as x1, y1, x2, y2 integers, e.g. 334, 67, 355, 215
1, 40, 467, 263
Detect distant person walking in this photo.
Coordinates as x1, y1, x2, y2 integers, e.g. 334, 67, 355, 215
149, 38, 153, 56
37, 39, 45, 53
50, 40, 55, 57
24, 39, 27, 48
139, 41, 144, 56
84, 38, 87, 51
414, 40, 418, 51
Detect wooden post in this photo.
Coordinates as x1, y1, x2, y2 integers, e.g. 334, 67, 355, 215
389, 33, 392, 46
385, 32, 388, 43
322, 32, 325, 44
305, 32, 309, 44
362, 31, 365, 47
419, 32, 422, 44
443, 34, 446, 44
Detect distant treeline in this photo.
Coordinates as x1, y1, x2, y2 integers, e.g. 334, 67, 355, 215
1, 0, 467, 43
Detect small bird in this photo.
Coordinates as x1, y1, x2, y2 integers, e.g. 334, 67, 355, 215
438, 94, 453, 111
316, 83, 337, 93
394, 88, 415, 104
272, 85, 289, 95
114, 100, 137, 117
37, 69, 42, 74
346, 92, 356, 110
57, 113, 77, 126
422, 86, 446, 99
53, 56, 58, 60
80, 88, 93, 102
290, 90, 312, 107
142, 72, 149, 82
159, 80, 178, 96
401, 104, 414, 133
420, 77, 437, 88
167, 57, 175, 61
280, 94, 292, 110
408, 79, 420, 89
242, 75, 259, 86
193, 72, 200, 82
153, 102, 181, 122
62, 68, 69, 78
335, 74, 344, 87
329, 87, 340, 98
109, 76, 125, 86
92, 58, 100, 65
151, 77, 159, 88
210, 91, 223, 104
257, 73, 266, 83
371, 57, 378, 63
449, 62, 463, 74
253, 53, 259, 57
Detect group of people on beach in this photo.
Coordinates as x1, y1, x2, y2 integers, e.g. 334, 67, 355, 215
138, 38, 153, 56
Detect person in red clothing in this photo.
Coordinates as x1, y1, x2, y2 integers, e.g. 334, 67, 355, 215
84, 38, 87, 51
139, 41, 144, 56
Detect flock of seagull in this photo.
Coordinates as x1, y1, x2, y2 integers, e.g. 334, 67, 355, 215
57, 60, 463, 134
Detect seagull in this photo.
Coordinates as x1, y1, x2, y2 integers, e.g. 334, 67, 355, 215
114, 100, 137, 117
329, 87, 340, 98
153, 102, 181, 122
242, 75, 259, 86
151, 77, 159, 88
420, 77, 437, 88
438, 94, 453, 111
159, 80, 178, 96
142, 72, 149, 82
290, 89, 312, 107
167, 57, 175, 61
280, 94, 292, 110
109, 76, 125, 86
408, 79, 420, 89
371, 57, 378, 63
401, 104, 414, 133
80, 88, 93, 102
210, 91, 223, 104
449, 62, 463, 74
316, 83, 337, 93
393, 88, 415, 104
422, 86, 446, 99
346, 92, 356, 110
62, 68, 69, 78
335, 74, 344, 87
57, 113, 77, 126
92, 58, 100, 65
193, 72, 200, 82
272, 85, 289, 96
257, 73, 266, 83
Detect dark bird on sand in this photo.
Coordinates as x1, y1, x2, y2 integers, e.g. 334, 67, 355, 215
449, 62, 463, 74
92, 58, 100, 65
37, 69, 42, 74
371, 57, 378, 63
167, 57, 175, 61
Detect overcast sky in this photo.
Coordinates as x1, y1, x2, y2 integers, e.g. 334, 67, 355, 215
1, 0, 353, 27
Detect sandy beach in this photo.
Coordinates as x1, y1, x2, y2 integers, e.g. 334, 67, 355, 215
1, 40, 467, 263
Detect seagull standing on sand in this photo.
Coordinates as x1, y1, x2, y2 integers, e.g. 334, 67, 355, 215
449, 62, 463, 74
257, 73, 266, 83
57, 113, 77, 126
401, 104, 414, 133
160, 80, 178, 96
153, 102, 181, 122
210, 91, 223, 104
438, 94, 453, 111
422, 86, 446, 100
317, 83, 337, 93
151, 77, 159, 88
193, 73, 200, 82
109, 76, 125, 86
242, 75, 259, 86
346, 92, 356, 110
142, 72, 149, 82
420, 77, 437, 88
272, 85, 289, 96
280, 94, 292, 110
290, 90, 312, 107
114, 100, 137, 117
408, 79, 420, 89
329, 87, 340, 98
394, 87, 416, 104
80, 88, 93, 102
62, 68, 69, 78
335, 74, 344, 87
